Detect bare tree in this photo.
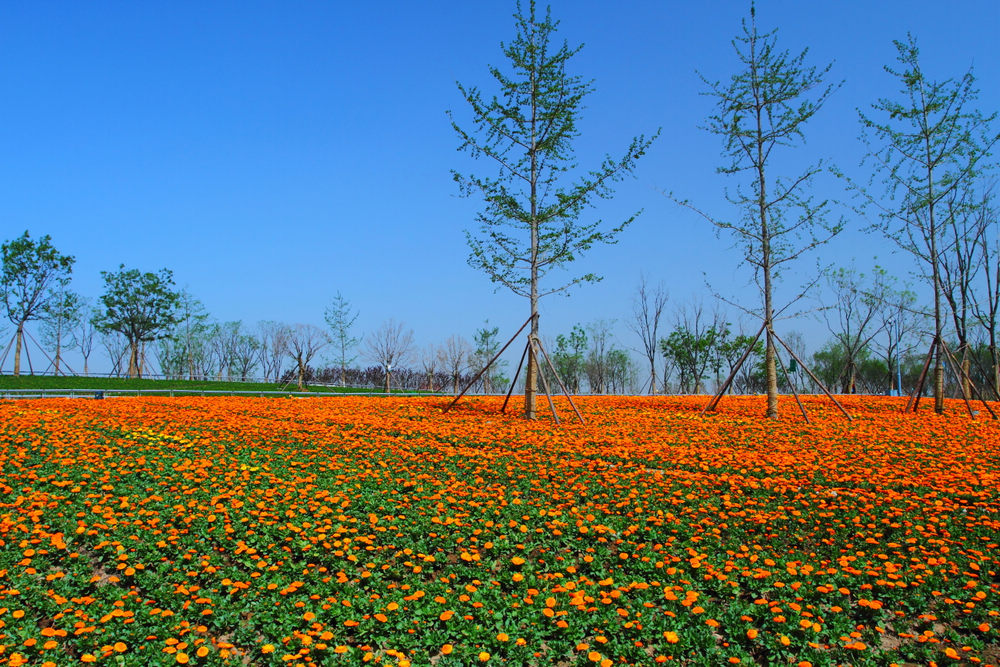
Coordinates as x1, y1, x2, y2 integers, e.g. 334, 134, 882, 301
628, 275, 668, 394
258, 321, 290, 382
286, 323, 329, 391
438, 335, 471, 395
820, 266, 889, 393
972, 186, 1000, 393
585, 319, 616, 394
365, 319, 414, 393
100, 330, 129, 378
76, 302, 99, 376
420, 345, 440, 392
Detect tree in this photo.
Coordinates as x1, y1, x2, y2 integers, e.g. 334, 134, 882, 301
0, 231, 75, 376
584, 319, 616, 394
604, 348, 635, 394
40, 285, 81, 376
286, 323, 329, 391
365, 319, 414, 393
420, 345, 440, 392
820, 266, 889, 393
858, 34, 999, 412
324, 292, 360, 387
660, 304, 726, 394
173, 291, 212, 380
628, 275, 668, 394
940, 183, 992, 398
95, 265, 180, 378
75, 301, 99, 377
677, 5, 840, 417
471, 322, 508, 394
971, 186, 1000, 393
550, 325, 587, 394
258, 321, 290, 383
451, 1, 656, 419
438, 335, 471, 395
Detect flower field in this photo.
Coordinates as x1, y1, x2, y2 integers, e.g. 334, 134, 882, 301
0, 395, 998, 666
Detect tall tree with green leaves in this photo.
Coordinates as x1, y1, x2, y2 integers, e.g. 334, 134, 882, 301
450, 1, 657, 419
858, 34, 999, 412
324, 291, 360, 387
0, 231, 75, 376
678, 5, 840, 417
95, 265, 180, 378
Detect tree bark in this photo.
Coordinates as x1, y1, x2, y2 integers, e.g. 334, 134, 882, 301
13, 324, 24, 376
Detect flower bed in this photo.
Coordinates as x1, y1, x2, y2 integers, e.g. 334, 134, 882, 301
0, 395, 997, 665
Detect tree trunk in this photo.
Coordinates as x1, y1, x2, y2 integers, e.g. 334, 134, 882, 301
128, 341, 139, 378
384, 369, 391, 394
13, 323, 24, 376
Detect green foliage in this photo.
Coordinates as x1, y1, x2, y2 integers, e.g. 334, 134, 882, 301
551, 325, 587, 393
451, 0, 657, 300
95, 265, 182, 378
472, 322, 508, 393
0, 230, 75, 328
325, 291, 360, 386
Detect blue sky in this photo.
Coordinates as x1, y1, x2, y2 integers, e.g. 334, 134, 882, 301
2, 1, 998, 373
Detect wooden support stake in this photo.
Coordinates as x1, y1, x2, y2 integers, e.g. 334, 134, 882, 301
501, 340, 531, 414
444, 316, 534, 413
532, 335, 586, 425
702, 321, 767, 414
771, 329, 852, 421
775, 347, 810, 424
941, 339, 998, 420
531, 338, 560, 424
905, 339, 935, 413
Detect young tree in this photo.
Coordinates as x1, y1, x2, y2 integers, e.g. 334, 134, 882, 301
324, 292, 360, 387
75, 301, 99, 377
858, 34, 999, 412
286, 323, 329, 391
420, 345, 440, 392
172, 291, 212, 380
820, 266, 889, 393
972, 186, 1000, 393
628, 275, 668, 394
551, 325, 587, 394
585, 319, 616, 394
438, 334, 472, 395
258, 321, 290, 383
0, 231, 75, 376
365, 320, 414, 393
450, 1, 657, 419
471, 322, 508, 394
677, 6, 840, 417
95, 266, 180, 378
40, 285, 82, 375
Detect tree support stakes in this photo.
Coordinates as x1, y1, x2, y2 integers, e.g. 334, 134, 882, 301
501, 340, 531, 414
702, 321, 767, 415
0, 333, 16, 372
24, 328, 77, 377
775, 346, 810, 424
905, 338, 936, 413
770, 329, 852, 421
531, 338, 561, 424
531, 335, 585, 425
940, 339, 998, 420
444, 316, 534, 414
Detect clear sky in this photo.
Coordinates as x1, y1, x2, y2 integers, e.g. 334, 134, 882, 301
2, 1, 998, 374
